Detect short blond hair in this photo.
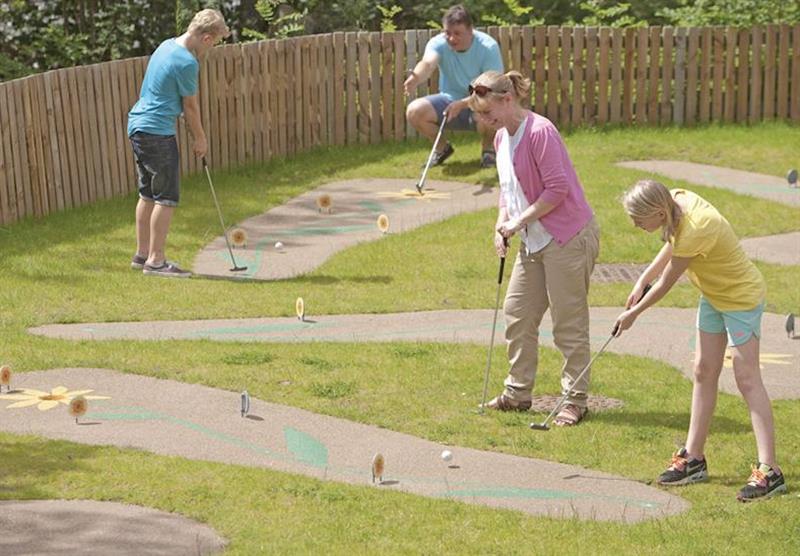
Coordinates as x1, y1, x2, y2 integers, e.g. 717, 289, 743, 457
622, 179, 681, 242
467, 70, 531, 112
187, 9, 230, 38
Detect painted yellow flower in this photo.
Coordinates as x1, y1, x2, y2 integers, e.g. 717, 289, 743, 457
371, 452, 385, 483
376, 214, 390, 234
316, 193, 332, 212
230, 228, 248, 248
295, 297, 305, 321
0, 386, 110, 411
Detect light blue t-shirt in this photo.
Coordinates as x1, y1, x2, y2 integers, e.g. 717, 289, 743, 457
127, 38, 198, 137
424, 30, 503, 101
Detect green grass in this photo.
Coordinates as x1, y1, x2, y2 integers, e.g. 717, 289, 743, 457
1, 123, 799, 554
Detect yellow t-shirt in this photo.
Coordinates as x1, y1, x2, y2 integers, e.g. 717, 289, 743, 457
670, 189, 765, 311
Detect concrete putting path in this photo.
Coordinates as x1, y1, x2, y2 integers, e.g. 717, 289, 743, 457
0, 500, 226, 555
0, 368, 688, 523
30, 308, 800, 400
193, 178, 497, 281
616, 160, 800, 206
617, 161, 800, 265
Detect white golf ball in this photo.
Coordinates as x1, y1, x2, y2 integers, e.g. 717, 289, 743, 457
441, 450, 453, 463
274, 241, 284, 250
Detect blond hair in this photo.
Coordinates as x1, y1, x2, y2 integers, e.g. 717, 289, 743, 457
187, 9, 229, 38
467, 70, 531, 112
622, 179, 681, 242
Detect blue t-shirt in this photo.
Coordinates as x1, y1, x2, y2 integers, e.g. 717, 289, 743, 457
127, 38, 198, 137
424, 30, 503, 101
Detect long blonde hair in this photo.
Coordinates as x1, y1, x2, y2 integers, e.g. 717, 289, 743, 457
622, 179, 681, 242
467, 70, 531, 112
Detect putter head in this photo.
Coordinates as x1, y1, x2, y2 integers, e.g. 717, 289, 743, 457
529, 422, 550, 431
415, 182, 424, 195
230, 265, 248, 272
787, 168, 798, 187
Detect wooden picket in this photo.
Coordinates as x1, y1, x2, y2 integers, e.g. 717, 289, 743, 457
0, 25, 797, 226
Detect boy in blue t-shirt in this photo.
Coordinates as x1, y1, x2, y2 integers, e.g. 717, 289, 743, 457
404, 5, 504, 168
128, 9, 228, 278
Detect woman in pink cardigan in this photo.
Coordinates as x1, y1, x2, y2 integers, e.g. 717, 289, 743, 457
470, 70, 599, 426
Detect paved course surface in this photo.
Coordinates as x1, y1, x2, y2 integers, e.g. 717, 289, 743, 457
616, 160, 800, 206
0, 499, 226, 555
0, 368, 689, 523
30, 308, 800, 400
193, 178, 497, 281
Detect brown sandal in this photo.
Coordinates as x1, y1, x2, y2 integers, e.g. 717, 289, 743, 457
483, 394, 532, 412
553, 403, 588, 426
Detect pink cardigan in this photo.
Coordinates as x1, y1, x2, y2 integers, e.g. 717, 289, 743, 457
495, 112, 594, 246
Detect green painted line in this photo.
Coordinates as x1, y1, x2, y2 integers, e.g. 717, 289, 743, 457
358, 200, 385, 214
187, 321, 331, 337
283, 426, 329, 468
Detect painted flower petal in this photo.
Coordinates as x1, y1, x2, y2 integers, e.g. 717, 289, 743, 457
0, 394, 38, 401
51, 386, 69, 395
37, 400, 60, 411
64, 390, 95, 397
83, 395, 111, 400
18, 388, 49, 397
5, 399, 44, 409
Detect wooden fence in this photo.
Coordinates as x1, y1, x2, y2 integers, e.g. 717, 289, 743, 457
0, 25, 798, 226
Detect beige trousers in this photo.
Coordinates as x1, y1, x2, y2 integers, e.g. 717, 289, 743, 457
502, 218, 600, 408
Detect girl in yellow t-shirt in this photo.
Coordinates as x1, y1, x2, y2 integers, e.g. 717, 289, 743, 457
613, 179, 785, 502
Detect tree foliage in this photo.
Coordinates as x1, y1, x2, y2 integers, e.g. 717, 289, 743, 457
1, 0, 797, 82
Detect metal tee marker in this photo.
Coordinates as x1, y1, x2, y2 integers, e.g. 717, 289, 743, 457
202, 157, 247, 272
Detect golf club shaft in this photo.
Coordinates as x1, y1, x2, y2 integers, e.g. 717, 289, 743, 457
480, 239, 508, 414
416, 115, 448, 193
202, 157, 243, 270
532, 283, 652, 429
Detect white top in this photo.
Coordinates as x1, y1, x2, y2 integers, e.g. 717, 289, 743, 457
496, 120, 553, 254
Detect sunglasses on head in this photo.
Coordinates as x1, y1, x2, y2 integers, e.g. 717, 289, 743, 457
468, 84, 493, 97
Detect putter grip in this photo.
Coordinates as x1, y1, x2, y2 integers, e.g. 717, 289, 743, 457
202, 156, 208, 168
497, 237, 509, 284
612, 283, 652, 336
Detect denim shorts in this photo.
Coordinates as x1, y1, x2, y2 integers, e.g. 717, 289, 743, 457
130, 132, 180, 207
425, 93, 475, 130
697, 296, 763, 346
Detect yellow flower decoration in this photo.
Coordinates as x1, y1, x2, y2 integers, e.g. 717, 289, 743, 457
376, 214, 390, 234
230, 228, 248, 248
69, 396, 88, 422
316, 193, 332, 212
295, 297, 305, 321
0, 365, 11, 388
371, 452, 385, 483
0, 386, 110, 411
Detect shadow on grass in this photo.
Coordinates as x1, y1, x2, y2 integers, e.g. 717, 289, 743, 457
591, 411, 751, 434
0, 435, 99, 498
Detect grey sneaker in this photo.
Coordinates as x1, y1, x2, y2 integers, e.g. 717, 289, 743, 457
142, 262, 191, 278
657, 447, 708, 486
131, 255, 147, 270
480, 150, 496, 168
737, 463, 787, 502
424, 143, 454, 167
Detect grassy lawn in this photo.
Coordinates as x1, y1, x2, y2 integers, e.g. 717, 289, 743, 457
1, 123, 798, 554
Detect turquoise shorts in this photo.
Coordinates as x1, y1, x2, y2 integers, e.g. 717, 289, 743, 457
697, 296, 763, 346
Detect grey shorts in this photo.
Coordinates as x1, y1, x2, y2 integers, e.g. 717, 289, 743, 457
425, 93, 475, 130
130, 132, 180, 207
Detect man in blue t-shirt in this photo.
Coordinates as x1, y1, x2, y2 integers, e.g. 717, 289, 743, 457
404, 5, 504, 168
127, 9, 228, 278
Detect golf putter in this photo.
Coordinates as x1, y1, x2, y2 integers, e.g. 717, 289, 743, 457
479, 237, 509, 415
530, 284, 652, 431
202, 157, 247, 272
415, 113, 448, 194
